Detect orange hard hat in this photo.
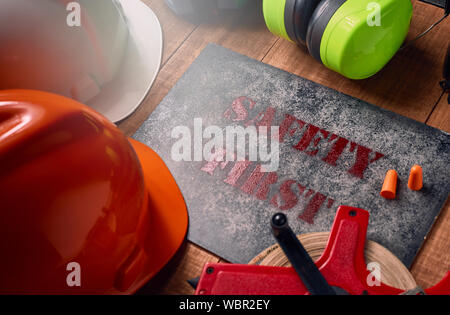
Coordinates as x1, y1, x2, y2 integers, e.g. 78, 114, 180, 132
0, 90, 188, 294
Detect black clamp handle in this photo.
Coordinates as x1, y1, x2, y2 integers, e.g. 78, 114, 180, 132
271, 213, 336, 295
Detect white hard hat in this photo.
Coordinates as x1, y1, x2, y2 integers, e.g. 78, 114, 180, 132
0, 0, 162, 122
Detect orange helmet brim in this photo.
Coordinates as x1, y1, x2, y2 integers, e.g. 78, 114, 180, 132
127, 138, 189, 293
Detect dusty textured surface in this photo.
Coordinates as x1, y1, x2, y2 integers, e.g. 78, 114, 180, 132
134, 44, 450, 267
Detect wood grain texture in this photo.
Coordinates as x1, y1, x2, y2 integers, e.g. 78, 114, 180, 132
127, 0, 449, 294
140, 0, 198, 65
411, 198, 450, 288
427, 91, 450, 133
137, 242, 221, 295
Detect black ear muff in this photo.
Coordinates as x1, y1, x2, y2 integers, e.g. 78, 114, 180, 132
285, 0, 322, 46
306, 0, 347, 63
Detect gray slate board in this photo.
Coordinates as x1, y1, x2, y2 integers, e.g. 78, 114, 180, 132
134, 44, 450, 267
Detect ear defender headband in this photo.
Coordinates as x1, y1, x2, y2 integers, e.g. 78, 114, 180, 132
263, 0, 413, 79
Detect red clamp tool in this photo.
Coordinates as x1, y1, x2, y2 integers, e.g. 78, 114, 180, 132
195, 206, 450, 295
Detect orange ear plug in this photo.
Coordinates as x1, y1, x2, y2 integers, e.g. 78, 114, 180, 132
408, 165, 423, 191
380, 170, 397, 199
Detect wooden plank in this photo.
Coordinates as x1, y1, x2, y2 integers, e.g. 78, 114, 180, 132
427, 93, 450, 133
118, 1, 278, 136
140, 0, 198, 65
261, 0, 449, 123
411, 198, 450, 288
137, 242, 221, 295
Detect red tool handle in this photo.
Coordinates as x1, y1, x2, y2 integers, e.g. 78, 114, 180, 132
425, 271, 450, 295
195, 206, 449, 295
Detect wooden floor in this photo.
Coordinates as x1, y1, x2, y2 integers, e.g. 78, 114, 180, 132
120, 0, 450, 295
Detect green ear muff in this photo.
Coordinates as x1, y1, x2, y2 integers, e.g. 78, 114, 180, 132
263, 0, 291, 42
264, 0, 413, 80
318, 0, 413, 79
